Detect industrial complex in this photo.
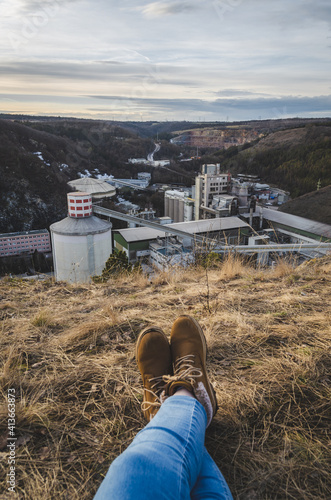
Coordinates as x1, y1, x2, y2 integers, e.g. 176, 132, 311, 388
0, 164, 330, 282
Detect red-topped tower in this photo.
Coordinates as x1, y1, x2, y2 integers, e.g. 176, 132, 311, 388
67, 192, 93, 218
50, 192, 112, 283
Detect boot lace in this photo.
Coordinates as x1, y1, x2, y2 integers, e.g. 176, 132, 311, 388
163, 354, 202, 386
141, 375, 168, 414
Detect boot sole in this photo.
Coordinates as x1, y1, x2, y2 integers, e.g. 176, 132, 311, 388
172, 315, 218, 414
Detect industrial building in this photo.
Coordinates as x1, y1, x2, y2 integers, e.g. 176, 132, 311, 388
149, 240, 194, 270
113, 217, 250, 263
138, 172, 152, 183
108, 178, 150, 189
260, 208, 331, 242
194, 164, 231, 220
0, 230, 51, 257
231, 177, 290, 206
50, 192, 112, 283
164, 190, 194, 223
238, 207, 331, 263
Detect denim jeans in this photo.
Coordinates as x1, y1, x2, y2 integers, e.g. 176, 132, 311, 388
94, 396, 233, 500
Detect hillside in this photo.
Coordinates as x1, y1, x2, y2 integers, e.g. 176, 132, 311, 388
2, 114, 329, 139
0, 119, 173, 232
280, 185, 331, 225
0, 256, 330, 499
204, 122, 331, 198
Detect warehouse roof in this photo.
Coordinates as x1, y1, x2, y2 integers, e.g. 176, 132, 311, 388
116, 217, 249, 243
262, 208, 331, 239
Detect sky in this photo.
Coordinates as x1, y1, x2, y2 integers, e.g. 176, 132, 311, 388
1, 0, 331, 122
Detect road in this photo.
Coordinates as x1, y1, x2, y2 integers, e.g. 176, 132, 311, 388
147, 142, 161, 162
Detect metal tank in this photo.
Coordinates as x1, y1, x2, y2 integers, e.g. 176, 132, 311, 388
50, 192, 112, 283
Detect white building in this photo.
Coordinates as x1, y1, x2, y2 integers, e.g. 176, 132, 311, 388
138, 172, 152, 183
195, 164, 230, 220
50, 192, 112, 283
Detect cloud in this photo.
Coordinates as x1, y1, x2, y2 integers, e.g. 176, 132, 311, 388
86, 94, 331, 116
14, 0, 80, 15
302, 0, 331, 25
97, 49, 151, 64
268, 0, 331, 31
215, 90, 273, 98
0, 60, 203, 90
1, 92, 330, 121
0, 60, 157, 81
138, 1, 198, 18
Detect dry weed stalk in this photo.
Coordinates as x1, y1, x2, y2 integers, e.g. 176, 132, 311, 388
0, 257, 330, 499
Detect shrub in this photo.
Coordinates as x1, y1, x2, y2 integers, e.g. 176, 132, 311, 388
94, 251, 141, 282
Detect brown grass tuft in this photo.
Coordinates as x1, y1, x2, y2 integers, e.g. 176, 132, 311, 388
0, 257, 331, 499
269, 257, 297, 278
218, 253, 251, 280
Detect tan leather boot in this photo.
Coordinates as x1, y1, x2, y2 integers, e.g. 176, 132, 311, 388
135, 326, 173, 421
166, 315, 218, 427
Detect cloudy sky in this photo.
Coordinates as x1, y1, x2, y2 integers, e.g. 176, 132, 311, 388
1, 0, 331, 121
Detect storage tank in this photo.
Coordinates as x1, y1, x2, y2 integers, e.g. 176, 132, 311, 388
238, 186, 249, 207
184, 200, 193, 222
168, 196, 175, 221
50, 192, 112, 283
178, 199, 184, 222
165, 195, 170, 218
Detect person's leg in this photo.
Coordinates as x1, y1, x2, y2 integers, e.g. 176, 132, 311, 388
167, 316, 233, 500
191, 448, 233, 500
94, 316, 230, 500
94, 395, 207, 500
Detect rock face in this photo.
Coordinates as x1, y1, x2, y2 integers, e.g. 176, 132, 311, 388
170, 127, 262, 148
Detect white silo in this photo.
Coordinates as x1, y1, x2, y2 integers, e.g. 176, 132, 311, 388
50, 192, 112, 283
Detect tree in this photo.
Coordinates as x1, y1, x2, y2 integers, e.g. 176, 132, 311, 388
94, 251, 141, 282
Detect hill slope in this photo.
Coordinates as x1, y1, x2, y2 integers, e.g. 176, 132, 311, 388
205, 123, 331, 198
0, 257, 330, 499
279, 185, 331, 225
279, 186, 331, 225
0, 119, 155, 232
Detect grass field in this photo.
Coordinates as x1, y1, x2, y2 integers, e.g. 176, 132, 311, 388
0, 256, 330, 499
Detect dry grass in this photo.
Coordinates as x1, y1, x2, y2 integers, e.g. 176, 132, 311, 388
0, 257, 330, 499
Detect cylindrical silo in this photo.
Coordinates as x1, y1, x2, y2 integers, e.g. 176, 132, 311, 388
178, 199, 184, 222
50, 192, 112, 283
165, 195, 170, 218
169, 196, 175, 221
238, 186, 248, 207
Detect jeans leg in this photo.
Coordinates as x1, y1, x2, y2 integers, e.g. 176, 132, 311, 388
94, 396, 207, 500
190, 448, 233, 500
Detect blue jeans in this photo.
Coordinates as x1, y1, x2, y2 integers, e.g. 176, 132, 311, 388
94, 396, 233, 500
